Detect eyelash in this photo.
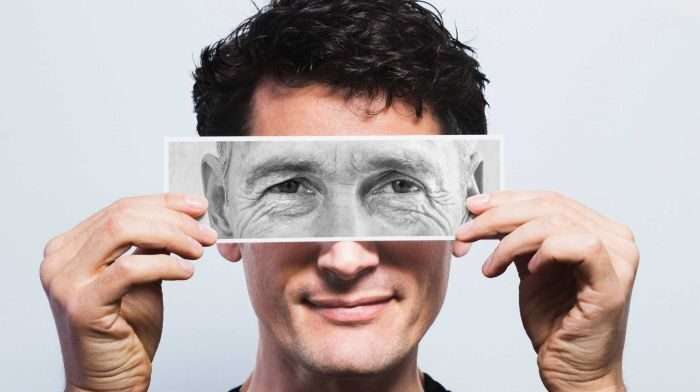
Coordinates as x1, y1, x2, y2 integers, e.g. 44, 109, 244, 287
371, 172, 425, 195
262, 173, 425, 197
264, 178, 315, 195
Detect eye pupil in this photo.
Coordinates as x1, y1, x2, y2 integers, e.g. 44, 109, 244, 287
277, 180, 300, 193
391, 179, 417, 193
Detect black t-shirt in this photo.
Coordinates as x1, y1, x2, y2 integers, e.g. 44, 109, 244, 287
227, 372, 450, 391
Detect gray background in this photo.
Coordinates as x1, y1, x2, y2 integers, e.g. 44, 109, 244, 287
167, 139, 501, 233
0, 0, 698, 390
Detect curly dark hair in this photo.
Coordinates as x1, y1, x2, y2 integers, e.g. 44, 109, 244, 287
192, 0, 488, 136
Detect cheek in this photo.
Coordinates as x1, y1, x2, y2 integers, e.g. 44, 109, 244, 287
241, 243, 319, 319
241, 245, 287, 319
381, 241, 451, 308
415, 244, 450, 306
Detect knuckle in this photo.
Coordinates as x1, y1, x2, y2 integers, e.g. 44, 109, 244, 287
110, 197, 131, 212
537, 196, 557, 211
113, 257, 137, 281
581, 235, 604, 254
103, 211, 132, 237
552, 191, 568, 201
543, 190, 565, 202
43, 235, 65, 257
39, 257, 58, 291
546, 214, 571, 229
109, 197, 141, 216
620, 224, 636, 242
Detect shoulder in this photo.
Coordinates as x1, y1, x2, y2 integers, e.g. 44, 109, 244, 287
424, 372, 451, 392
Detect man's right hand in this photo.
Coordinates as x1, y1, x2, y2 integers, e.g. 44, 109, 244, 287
39, 193, 218, 392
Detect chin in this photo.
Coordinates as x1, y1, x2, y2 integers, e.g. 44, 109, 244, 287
291, 326, 415, 377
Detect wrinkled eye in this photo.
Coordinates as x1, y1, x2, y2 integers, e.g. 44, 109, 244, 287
376, 179, 422, 194
267, 179, 314, 194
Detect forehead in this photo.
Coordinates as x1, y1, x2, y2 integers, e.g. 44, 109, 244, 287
248, 78, 442, 137
231, 139, 450, 167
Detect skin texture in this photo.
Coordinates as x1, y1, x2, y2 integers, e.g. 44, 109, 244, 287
40, 78, 639, 392
206, 139, 468, 239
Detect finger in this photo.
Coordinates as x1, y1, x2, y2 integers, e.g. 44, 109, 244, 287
482, 216, 579, 277
528, 233, 620, 291
451, 241, 473, 258
93, 254, 195, 304
482, 213, 636, 279
43, 193, 209, 264
217, 243, 242, 262
484, 231, 635, 283
457, 195, 629, 247
75, 206, 217, 270
119, 193, 210, 216
467, 191, 634, 241
456, 198, 576, 242
465, 190, 549, 215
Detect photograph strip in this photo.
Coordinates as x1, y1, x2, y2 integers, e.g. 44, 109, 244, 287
166, 135, 503, 243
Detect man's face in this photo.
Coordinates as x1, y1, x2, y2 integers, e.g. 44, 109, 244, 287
225, 139, 467, 239
223, 79, 453, 375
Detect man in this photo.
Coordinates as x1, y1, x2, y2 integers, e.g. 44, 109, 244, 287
40, 1, 639, 391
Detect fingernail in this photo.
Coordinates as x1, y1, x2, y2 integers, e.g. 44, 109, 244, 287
178, 259, 195, 272
466, 194, 490, 209
199, 223, 218, 238
185, 195, 208, 209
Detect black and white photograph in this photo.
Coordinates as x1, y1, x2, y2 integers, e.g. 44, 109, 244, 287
168, 136, 502, 241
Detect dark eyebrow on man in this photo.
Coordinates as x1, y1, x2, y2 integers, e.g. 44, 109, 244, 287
244, 156, 328, 189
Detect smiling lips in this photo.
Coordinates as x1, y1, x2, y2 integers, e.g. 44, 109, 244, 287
306, 293, 395, 324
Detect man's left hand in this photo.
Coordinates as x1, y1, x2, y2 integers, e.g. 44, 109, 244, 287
453, 191, 639, 392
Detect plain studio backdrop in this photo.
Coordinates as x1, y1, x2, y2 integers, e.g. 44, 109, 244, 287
0, 1, 697, 390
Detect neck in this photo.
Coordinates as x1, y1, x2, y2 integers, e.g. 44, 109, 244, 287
243, 330, 424, 392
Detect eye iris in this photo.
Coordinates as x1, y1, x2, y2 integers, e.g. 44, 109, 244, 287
275, 180, 300, 193
391, 179, 418, 193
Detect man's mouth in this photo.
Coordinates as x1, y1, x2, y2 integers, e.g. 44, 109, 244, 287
304, 293, 395, 324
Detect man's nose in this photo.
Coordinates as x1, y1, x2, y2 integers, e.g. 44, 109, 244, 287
317, 241, 380, 281
315, 187, 367, 236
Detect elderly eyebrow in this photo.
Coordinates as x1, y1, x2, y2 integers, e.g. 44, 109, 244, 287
245, 156, 328, 188
359, 153, 440, 177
